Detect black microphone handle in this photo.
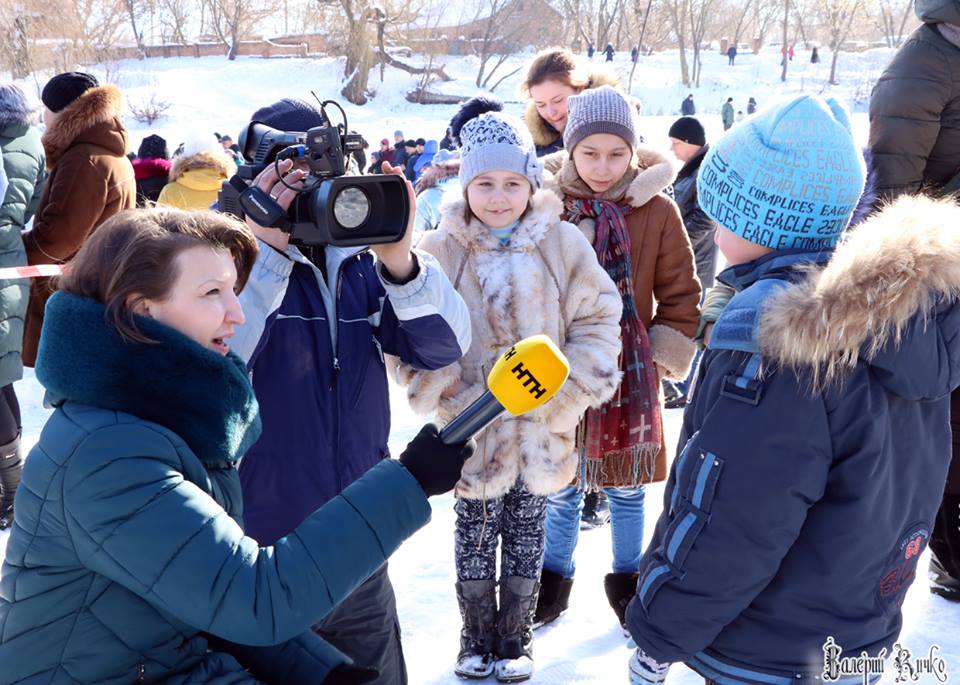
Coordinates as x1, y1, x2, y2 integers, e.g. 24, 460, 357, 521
439, 390, 506, 445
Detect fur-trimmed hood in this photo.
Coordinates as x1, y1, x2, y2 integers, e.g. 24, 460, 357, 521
0, 83, 38, 128
439, 187, 564, 252
41, 84, 127, 168
169, 149, 235, 183
523, 65, 622, 149
760, 195, 960, 396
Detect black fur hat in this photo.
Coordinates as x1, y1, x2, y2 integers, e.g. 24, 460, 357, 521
449, 96, 504, 148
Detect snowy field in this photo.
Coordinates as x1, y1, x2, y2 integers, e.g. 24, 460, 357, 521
2, 41, 958, 682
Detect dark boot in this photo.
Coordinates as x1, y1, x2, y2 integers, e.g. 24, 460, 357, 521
494, 576, 538, 683
0, 435, 21, 531
604, 572, 640, 628
930, 494, 960, 601
532, 568, 573, 629
580, 491, 610, 530
454, 579, 497, 679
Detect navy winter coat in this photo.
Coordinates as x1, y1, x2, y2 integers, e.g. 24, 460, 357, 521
0, 291, 433, 684
627, 196, 960, 682
233, 242, 469, 544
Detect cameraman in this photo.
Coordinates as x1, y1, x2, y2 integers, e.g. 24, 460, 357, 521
229, 99, 471, 685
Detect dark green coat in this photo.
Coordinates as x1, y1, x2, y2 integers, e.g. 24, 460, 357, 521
869, 0, 960, 201
0, 115, 45, 387
0, 291, 432, 684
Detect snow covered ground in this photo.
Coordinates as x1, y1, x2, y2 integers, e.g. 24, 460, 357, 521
1, 40, 958, 682
3, 369, 958, 684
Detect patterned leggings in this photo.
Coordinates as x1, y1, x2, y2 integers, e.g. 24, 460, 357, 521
455, 479, 548, 581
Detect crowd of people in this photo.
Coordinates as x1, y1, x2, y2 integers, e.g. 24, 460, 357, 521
0, 2, 959, 683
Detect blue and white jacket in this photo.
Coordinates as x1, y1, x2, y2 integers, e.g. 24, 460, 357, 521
627, 196, 960, 684
233, 240, 470, 544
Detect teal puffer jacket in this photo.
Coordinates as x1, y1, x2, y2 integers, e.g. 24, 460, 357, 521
0, 112, 45, 387
0, 292, 432, 684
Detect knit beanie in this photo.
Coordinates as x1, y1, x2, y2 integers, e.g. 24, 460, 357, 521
41, 72, 98, 113
697, 95, 865, 251
458, 111, 542, 189
137, 134, 169, 160
563, 85, 638, 152
668, 116, 706, 147
251, 98, 326, 131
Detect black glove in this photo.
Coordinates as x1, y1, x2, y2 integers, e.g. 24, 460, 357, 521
322, 663, 379, 685
398, 423, 475, 497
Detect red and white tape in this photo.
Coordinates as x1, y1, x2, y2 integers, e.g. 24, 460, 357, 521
0, 264, 67, 280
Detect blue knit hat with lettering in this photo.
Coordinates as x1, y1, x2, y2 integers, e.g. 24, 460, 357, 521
697, 95, 865, 251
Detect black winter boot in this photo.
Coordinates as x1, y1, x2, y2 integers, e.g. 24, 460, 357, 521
930, 494, 960, 601
532, 568, 573, 629
0, 435, 21, 531
604, 572, 640, 628
580, 491, 610, 530
454, 579, 498, 679
494, 576, 539, 683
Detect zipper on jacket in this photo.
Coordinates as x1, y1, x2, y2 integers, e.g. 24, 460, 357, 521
137, 663, 145, 682
332, 256, 349, 493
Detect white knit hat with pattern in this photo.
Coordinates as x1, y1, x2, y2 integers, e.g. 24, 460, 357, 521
458, 112, 542, 189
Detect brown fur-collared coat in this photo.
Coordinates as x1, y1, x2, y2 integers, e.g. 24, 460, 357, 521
552, 148, 701, 485
395, 189, 623, 500
22, 84, 135, 365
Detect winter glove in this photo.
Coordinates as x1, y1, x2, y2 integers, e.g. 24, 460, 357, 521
322, 663, 379, 684
398, 423, 475, 497
628, 645, 670, 685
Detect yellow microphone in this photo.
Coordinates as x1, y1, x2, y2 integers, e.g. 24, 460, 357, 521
439, 335, 570, 445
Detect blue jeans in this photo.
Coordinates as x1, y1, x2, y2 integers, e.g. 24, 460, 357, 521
543, 483, 645, 578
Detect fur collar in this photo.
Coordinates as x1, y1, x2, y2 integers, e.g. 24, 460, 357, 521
415, 159, 460, 194
554, 145, 678, 208
36, 291, 261, 466
760, 195, 960, 385
439, 188, 564, 252
170, 149, 235, 182
522, 66, 623, 148
42, 84, 126, 168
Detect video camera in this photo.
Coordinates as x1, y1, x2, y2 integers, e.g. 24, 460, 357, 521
218, 99, 409, 247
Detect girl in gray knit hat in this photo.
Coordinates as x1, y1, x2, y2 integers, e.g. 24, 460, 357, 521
532, 84, 701, 639
393, 102, 623, 683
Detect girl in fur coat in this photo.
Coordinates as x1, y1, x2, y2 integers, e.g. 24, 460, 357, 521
534, 86, 702, 632
157, 133, 236, 210
395, 102, 623, 682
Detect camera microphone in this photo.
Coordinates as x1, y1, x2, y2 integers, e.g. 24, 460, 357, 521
439, 335, 570, 445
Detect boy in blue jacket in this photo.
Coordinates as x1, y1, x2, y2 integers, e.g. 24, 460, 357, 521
626, 95, 960, 684
230, 99, 471, 684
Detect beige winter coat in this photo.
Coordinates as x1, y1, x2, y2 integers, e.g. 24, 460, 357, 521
395, 189, 623, 500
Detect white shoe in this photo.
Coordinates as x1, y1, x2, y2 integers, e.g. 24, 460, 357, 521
455, 652, 495, 679
494, 655, 534, 683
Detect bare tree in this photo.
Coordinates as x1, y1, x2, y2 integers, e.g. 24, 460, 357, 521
872, 0, 916, 49
122, 0, 147, 56
466, 0, 527, 91
780, 0, 788, 81
687, 0, 717, 86
205, 0, 271, 60
156, 0, 194, 44
661, 0, 691, 85
627, 0, 653, 91
818, 0, 861, 84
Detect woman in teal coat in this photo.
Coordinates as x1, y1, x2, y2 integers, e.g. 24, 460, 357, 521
0, 207, 470, 684
0, 82, 45, 530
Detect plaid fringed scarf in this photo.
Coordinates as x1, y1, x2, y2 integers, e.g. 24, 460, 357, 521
565, 197, 662, 490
